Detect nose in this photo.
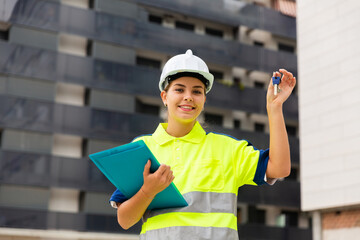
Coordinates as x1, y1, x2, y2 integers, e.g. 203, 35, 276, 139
184, 94, 193, 102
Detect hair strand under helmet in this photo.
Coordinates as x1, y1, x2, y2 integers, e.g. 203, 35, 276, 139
159, 49, 214, 94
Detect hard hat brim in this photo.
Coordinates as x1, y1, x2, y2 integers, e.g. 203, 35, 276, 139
159, 69, 214, 93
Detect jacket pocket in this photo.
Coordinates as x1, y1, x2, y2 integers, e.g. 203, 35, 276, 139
190, 159, 225, 191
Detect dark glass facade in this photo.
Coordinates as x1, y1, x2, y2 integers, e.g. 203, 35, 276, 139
0, 0, 310, 239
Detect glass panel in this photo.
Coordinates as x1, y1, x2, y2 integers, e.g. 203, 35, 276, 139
0, 184, 50, 210
204, 113, 223, 126
87, 139, 123, 155
89, 89, 135, 113
0, 76, 6, 94
94, 0, 138, 19
9, 26, 58, 51
7, 76, 56, 101
82, 191, 115, 215
92, 41, 136, 64
2, 129, 52, 154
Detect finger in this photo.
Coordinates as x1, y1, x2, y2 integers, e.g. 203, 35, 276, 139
279, 69, 293, 79
167, 170, 174, 182
156, 164, 168, 176
143, 160, 151, 177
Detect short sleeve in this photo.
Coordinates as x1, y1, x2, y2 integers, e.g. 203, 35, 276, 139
109, 189, 128, 209
233, 140, 270, 187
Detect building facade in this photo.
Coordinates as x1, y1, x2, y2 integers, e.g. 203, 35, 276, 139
298, 0, 360, 239
0, 0, 311, 239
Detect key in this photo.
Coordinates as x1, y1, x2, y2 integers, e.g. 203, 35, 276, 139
272, 76, 281, 96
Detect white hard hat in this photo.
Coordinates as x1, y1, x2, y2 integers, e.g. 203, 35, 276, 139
159, 49, 214, 94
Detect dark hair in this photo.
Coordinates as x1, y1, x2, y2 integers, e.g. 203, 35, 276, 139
165, 72, 209, 91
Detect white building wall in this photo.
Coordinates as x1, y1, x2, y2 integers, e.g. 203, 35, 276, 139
323, 228, 360, 240
298, 0, 360, 211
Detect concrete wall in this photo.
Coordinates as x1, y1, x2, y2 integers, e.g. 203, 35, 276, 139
298, 0, 360, 211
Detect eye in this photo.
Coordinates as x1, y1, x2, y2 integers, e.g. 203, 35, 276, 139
175, 88, 184, 93
193, 90, 203, 94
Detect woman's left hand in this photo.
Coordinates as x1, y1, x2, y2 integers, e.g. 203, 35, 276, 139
267, 69, 296, 107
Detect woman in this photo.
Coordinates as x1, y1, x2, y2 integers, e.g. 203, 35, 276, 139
110, 49, 296, 239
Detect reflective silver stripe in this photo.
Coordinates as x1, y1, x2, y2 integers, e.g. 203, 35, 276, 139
140, 226, 239, 240
143, 191, 237, 221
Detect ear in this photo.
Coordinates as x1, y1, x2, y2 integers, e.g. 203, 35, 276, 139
160, 91, 167, 105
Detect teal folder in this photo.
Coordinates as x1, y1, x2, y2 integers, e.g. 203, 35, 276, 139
89, 140, 188, 210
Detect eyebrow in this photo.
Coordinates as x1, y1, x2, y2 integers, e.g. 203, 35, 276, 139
173, 83, 204, 89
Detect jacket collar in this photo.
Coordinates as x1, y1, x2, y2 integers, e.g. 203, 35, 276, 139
152, 121, 206, 145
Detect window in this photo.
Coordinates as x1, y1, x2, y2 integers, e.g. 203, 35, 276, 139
205, 27, 223, 38
281, 210, 299, 227
234, 119, 241, 129
254, 41, 264, 47
278, 43, 295, 53
136, 99, 160, 116
237, 208, 243, 223
254, 81, 265, 89
287, 167, 298, 181
84, 88, 91, 106
0, 128, 3, 147
205, 113, 223, 126
254, 123, 265, 132
136, 56, 161, 69
233, 77, 241, 85
248, 205, 266, 224
286, 125, 297, 136
86, 39, 93, 56
82, 138, 88, 157
88, 0, 95, 9
175, 21, 195, 32
210, 70, 224, 81
149, 15, 163, 25
0, 30, 9, 41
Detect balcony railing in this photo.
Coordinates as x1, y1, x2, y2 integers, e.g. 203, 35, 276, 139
0, 207, 141, 233
0, 41, 298, 120
0, 208, 312, 239
5, 0, 297, 74
238, 180, 300, 208
0, 94, 299, 157
238, 223, 312, 240
136, 0, 296, 39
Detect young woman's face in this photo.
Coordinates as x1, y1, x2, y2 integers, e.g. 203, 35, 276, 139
161, 76, 206, 124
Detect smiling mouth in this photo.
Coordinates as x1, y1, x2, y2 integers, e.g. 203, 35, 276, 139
179, 105, 195, 111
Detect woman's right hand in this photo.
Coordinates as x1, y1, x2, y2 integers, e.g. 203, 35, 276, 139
141, 160, 175, 199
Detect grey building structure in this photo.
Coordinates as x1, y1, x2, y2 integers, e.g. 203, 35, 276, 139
0, 0, 311, 239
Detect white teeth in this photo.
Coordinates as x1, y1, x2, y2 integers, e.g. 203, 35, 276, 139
180, 106, 193, 109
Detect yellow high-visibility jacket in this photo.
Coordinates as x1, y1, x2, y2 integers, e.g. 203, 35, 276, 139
111, 121, 271, 240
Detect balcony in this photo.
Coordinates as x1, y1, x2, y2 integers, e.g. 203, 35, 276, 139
238, 223, 312, 240
0, 207, 141, 233
0, 148, 299, 206
238, 180, 300, 208
0, 208, 311, 239
0, 42, 298, 120
0, 95, 299, 156
6, 0, 297, 74
136, 0, 296, 39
